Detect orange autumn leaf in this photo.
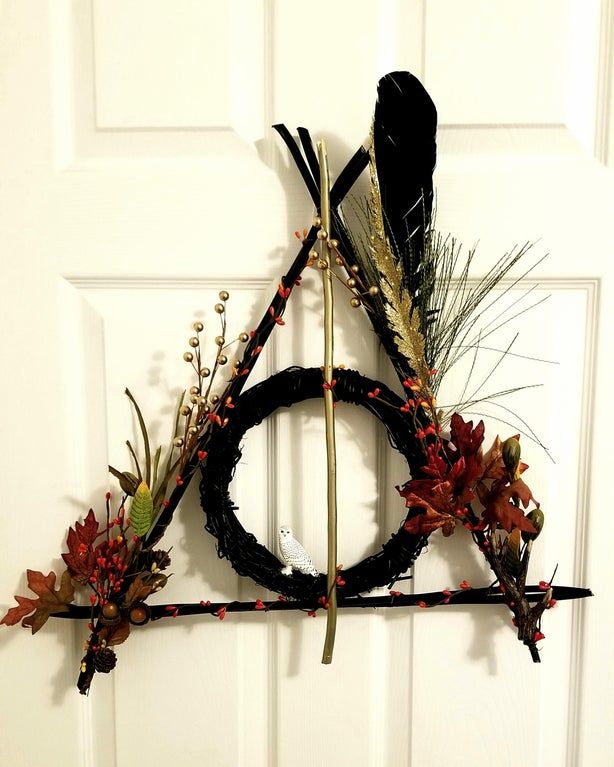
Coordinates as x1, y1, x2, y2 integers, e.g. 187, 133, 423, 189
482, 479, 538, 533
1, 570, 75, 634
403, 493, 456, 536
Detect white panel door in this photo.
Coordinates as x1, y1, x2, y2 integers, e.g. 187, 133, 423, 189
1, 2, 612, 766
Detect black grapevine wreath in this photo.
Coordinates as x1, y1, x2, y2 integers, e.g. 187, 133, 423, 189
1, 72, 591, 694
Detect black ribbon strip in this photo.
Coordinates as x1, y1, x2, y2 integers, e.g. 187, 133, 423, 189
55, 585, 593, 622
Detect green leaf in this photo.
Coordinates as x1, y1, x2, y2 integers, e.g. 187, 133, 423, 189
130, 481, 154, 537
125, 389, 152, 486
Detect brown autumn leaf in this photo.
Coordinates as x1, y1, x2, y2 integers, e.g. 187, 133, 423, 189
62, 509, 99, 584
99, 617, 131, 647
124, 577, 153, 607
1, 570, 75, 634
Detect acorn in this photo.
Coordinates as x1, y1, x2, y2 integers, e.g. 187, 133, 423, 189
117, 471, 139, 497
93, 648, 117, 674
100, 601, 121, 626
522, 508, 545, 542
128, 602, 151, 626
502, 437, 521, 473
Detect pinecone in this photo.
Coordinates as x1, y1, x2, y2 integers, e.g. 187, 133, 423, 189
144, 549, 172, 571
93, 648, 117, 674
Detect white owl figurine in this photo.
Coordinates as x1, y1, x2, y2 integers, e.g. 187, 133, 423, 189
278, 526, 319, 577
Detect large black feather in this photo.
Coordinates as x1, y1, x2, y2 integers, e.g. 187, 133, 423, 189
373, 71, 437, 275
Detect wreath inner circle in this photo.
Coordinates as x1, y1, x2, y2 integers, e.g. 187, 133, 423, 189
199, 365, 428, 601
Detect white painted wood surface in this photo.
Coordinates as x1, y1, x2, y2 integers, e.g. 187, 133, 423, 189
1, 2, 613, 765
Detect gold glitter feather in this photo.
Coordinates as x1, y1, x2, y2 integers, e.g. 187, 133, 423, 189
368, 134, 429, 380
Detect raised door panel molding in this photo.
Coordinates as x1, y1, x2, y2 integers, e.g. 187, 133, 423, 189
425, 0, 604, 158
93, 0, 230, 129
53, 0, 268, 164
63, 276, 276, 766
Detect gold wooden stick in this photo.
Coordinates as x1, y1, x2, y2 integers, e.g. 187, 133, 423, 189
317, 138, 338, 665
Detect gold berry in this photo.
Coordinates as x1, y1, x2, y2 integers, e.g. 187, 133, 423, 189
217, 355, 228, 365
173, 437, 184, 447
210, 394, 220, 404
180, 405, 191, 416
214, 303, 225, 314
238, 332, 249, 343
183, 352, 194, 362
317, 260, 328, 270
351, 265, 360, 274
189, 386, 199, 395
329, 238, 339, 248
368, 286, 380, 296
347, 278, 356, 288
188, 425, 199, 436
316, 229, 328, 240
200, 367, 211, 377
350, 297, 361, 308
313, 216, 322, 227
215, 335, 225, 347
335, 257, 344, 266
193, 321, 204, 332
219, 290, 230, 301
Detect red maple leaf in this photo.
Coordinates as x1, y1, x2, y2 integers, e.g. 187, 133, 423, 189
450, 414, 485, 456
62, 509, 99, 583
